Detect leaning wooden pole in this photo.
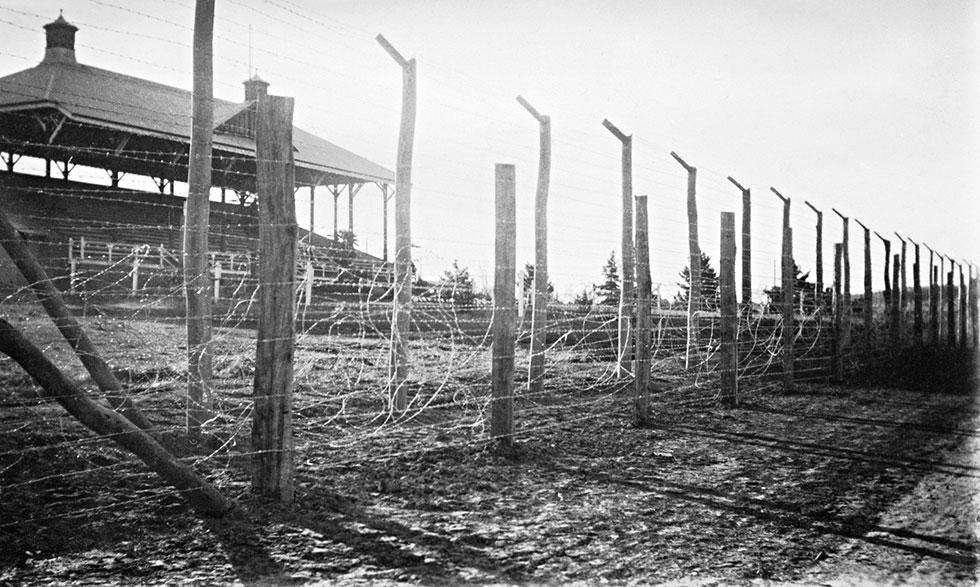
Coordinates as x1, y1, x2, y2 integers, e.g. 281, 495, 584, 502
0, 318, 234, 516
252, 94, 297, 503
0, 205, 153, 432
377, 35, 416, 410
890, 254, 901, 345
969, 264, 979, 349
959, 265, 967, 349
184, 0, 215, 435
602, 119, 635, 377
491, 164, 517, 449
908, 238, 923, 346
771, 188, 793, 392
719, 211, 738, 406
633, 195, 652, 424
855, 220, 872, 359
727, 176, 751, 308
671, 152, 700, 368
519, 96, 551, 396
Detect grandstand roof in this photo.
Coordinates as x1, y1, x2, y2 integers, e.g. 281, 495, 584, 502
0, 14, 393, 189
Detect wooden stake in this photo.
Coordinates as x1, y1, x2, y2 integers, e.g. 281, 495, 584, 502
833, 209, 851, 348
728, 177, 751, 308
959, 265, 967, 348
891, 254, 901, 345
184, 0, 215, 435
377, 35, 416, 409
832, 243, 843, 382
719, 211, 738, 406
519, 96, 550, 396
633, 195, 652, 424
252, 94, 297, 503
771, 188, 793, 391
603, 119, 635, 377
491, 164, 516, 448
895, 233, 907, 314
855, 220, 872, 358
929, 259, 939, 345
0, 318, 234, 516
804, 200, 823, 309
671, 152, 700, 368
908, 238, 923, 346
946, 258, 956, 347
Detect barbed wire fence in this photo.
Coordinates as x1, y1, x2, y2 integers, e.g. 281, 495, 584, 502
0, 0, 977, 541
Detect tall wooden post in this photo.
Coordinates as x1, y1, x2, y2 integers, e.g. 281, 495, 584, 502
519, 96, 550, 396
772, 188, 793, 392
330, 186, 341, 240
970, 264, 979, 349
804, 200, 823, 309
308, 185, 315, 253
891, 254, 901, 345
727, 176, 751, 308
832, 209, 851, 348
959, 265, 967, 349
184, 0, 215, 435
602, 120, 635, 377
252, 94, 297, 503
944, 257, 954, 346
719, 211, 738, 406
875, 232, 892, 317
928, 253, 939, 345
377, 35, 416, 409
491, 164, 516, 448
938, 256, 946, 341
895, 233, 907, 316
380, 183, 391, 263
832, 243, 843, 382
633, 195, 652, 424
908, 238, 923, 346
671, 152, 700, 368
855, 220, 872, 358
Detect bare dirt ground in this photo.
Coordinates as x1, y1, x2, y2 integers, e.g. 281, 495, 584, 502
0, 309, 977, 585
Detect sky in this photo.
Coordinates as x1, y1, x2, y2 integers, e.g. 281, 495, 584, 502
1, 0, 977, 301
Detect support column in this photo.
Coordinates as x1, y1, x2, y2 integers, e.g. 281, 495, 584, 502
727, 177, 751, 308
602, 119, 635, 378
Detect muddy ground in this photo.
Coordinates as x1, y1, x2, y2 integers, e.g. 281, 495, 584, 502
0, 309, 977, 585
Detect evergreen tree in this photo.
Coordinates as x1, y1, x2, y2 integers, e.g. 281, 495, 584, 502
676, 250, 719, 311
436, 260, 475, 307
763, 263, 817, 312
572, 286, 595, 308
596, 251, 621, 305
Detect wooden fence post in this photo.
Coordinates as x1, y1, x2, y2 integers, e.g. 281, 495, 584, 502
959, 265, 967, 349
727, 177, 751, 308
184, 0, 215, 435
946, 258, 956, 347
671, 152, 700, 368
491, 163, 517, 449
855, 220, 872, 359
519, 96, 551, 396
252, 94, 297, 503
832, 209, 851, 349
832, 243, 843, 382
908, 238, 923, 346
804, 201, 823, 309
925, 245, 939, 345
970, 264, 979, 349
377, 35, 417, 409
890, 254, 900, 345
719, 211, 738, 406
634, 195, 651, 424
895, 233, 907, 317
771, 188, 793, 392
602, 119, 635, 378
